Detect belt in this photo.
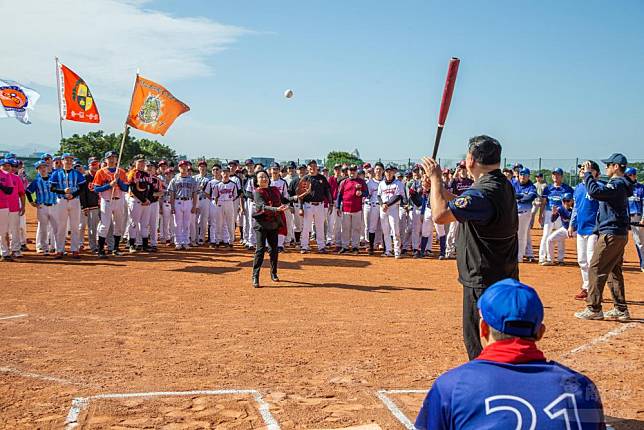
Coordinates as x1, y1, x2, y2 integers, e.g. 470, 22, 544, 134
112, 197, 120, 200
309, 202, 322, 206
42, 203, 54, 206
518, 210, 529, 214
199, 196, 206, 200
178, 197, 190, 201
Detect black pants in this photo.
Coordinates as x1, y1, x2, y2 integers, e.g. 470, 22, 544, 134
463, 285, 486, 360
252, 226, 279, 280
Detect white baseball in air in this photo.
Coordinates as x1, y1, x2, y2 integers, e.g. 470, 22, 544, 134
284, 89, 294, 98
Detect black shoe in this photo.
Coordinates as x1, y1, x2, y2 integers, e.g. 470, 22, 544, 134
352, 248, 359, 255
271, 273, 279, 282
368, 248, 374, 255
413, 250, 420, 259
318, 248, 327, 254
98, 252, 108, 259
278, 246, 285, 253
228, 243, 233, 249
209, 243, 216, 248
252, 277, 260, 288
338, 248, 348, 254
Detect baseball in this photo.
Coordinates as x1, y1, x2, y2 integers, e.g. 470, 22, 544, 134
284, 89, 294, 98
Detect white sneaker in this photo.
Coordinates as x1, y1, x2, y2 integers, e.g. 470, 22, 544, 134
175, 245, 182, 250
383, 251, 392, 257
604, 308, 630, 321
540, 261, 555, 266
574, 308, 604, 320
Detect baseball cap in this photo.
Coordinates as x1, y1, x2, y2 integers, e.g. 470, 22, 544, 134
349, 164, 358, 171
563, 193, 573, 201
535, 172, 544, 178
61, 152, 75, 159
478, 278, 544, 338
287, 161, 296, 168
374, 162, 384, 169
298, 164, 307, 169
341, 165, 348, 171
3, 152, 16, 159
7, 159, 19, 167
363, 162, 372, 169
552, 168, 564, 175
442, 168, 450, 174
0, 159, 8, 165
146, 161, 158, 168
104, 150, 118, 159
133, 154, 146, 161
197, 160, 208, 167
513, 163, 524, 169
519, 168, 531, 176
307, 159, 318, 166
270, 162, 280, 169
88, 157, 100, 164
52, 156, 62, 161
221, 165, 230, 172
625, 167, 637, 176
158, 159, 168, 166
396, 171, 404, 178
385, 164, 396, 171
40, 153, 52, 160
178, 160, 191, 167
34, 160, 46, 168
357, 169, 365, 175
244, 158, 254, 165
601, 153, 628, 166
333, 163, 342, 169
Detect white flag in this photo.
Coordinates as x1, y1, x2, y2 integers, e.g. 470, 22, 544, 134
0, 79, 41, 124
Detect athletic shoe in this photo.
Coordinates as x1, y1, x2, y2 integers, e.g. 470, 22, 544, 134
558, 261, 565, 266
278, 246, 285, 253
382, 251, 392, 257
43, 250, 50, 256
368, 249, 374, 255
149, 247, 158, 253
318, 248, 327, 254
574, 308, 604, 320
54, 252, 64, 259
72, 252, 81, 259
175, 245, 182, 250
0, 255, 13, 262
21, 244, 28, 251
401, 249, 408, 256
641, 267, 644, 273
352, 248, 359, 255
228, 243, 233, 249
129, 246, 137, 254
525, 257, 535, 263
300, 249, 310, 254
98, 252, 108, 259
604, 308, 630, 321
394, 253, 401, 259
338, 248, 348, 254
438, 255, 446, 260
413, 250, 420, 259
540, 261, 555, 266
112, 250, 123, 256
574, 289, 588, 301
12, 251, 22, 258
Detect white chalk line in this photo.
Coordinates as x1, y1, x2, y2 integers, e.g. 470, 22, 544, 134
378, 324, 639, 429
64, 388, 281, 430
560, 322, 639, 360
0, 313, 28, 321
0, 365, 88, 387
376, 389, 426, 430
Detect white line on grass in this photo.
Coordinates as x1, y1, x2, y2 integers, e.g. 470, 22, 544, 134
64, 389, 281, 430
0, 313, 28, 320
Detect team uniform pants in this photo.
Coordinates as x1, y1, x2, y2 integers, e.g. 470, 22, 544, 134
587, 234, 628, 313
301, 203, 327, 250
400, 208, 412, 251
195, 198, 210, 243
539, 210, 562, 262
55, 199, 81, 253
576, 233, 598, 291
243, 200, 253, 244
79, 211, 87, 247
380, 205, 401, 256
84, 208, 100, 251
0, 208, 9, 257
517, 210, 532, 261
341, 211, 363, 249
445, 221, 459, 257
128, 197, 151, 241
8, 210, 21, 252
284, 209, 295, 245
252, 226, 279, 280
546, 226, 567, 263
35, 205, 58, 253
139, 201, 159, 247
409, 208, 423, 251
160, 201, 174, 242
218, 200, 236, 244
421, 209, 446, 252
630, 214, 644, 268
19, 213, 27, 246
365, 203, 383, 246
208, 200, 221, 243
174, 200, 193, 246
98, 198, 126, 238
292, 202, 303, 235
246, 202, 257, 246
326, 209, 342, 247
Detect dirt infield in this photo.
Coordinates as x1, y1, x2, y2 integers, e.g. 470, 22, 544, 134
1, 207, 642, 429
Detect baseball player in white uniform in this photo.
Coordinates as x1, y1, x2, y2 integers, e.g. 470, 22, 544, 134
193, 160, 211, 245
377, 165, 405, 258
211, 166, 239, 247
269, 162, 290, 251
364, 162, 384, 255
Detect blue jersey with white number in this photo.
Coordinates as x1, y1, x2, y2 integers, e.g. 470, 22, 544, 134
415, 359, 605, 430
49, 168, 86, 200
542, 183, 574, 211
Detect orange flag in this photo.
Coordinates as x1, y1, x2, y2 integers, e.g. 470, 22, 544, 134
57, 62, 100, 123
126, 75, 189, 136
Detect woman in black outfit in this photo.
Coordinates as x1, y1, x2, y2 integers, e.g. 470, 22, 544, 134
252, 170, 310, 288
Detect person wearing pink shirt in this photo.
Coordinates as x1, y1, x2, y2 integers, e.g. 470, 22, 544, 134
0, 161, 14, 261
2, 159, 25, 258
336, 165, 368, 254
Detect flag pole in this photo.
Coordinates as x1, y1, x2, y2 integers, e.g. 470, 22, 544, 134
115, 71, 139, 174
54, 57, 64, 142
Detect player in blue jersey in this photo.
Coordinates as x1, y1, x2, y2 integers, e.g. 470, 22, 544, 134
569, 162, 600, 300
625, 167, 643, 271
514, 168, 537, 262
538, 168, 574, 265
416, 278, 606, 430
26, 161, 59, 255
543, 193, 574, 266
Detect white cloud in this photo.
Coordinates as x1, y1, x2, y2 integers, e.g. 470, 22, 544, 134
0, 0, 249, 103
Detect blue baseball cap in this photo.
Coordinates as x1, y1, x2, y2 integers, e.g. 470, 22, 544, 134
7, 159, 19, 167
3, 152, 16, 159
562, 192, 573, 201
40, 153, 52, 160
477, 278, 544, 338
625, 167, 637, 176
61, 152, 75, 159
601, 153, 628, 166
0, 159, 9, 165
519, 168, 531, 176
552, 168, 564, 175
52, 156, 62, 161
34, 160, 46, 168
104, 150, 118, 159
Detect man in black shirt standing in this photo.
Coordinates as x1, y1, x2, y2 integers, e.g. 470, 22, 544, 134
79, 157, 101, 253
421, 135, 519, 360
299, 160, 333, 254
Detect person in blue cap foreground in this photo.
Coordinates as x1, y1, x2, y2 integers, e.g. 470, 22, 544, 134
575, 154, 633, 321
624, 167, 644, 271
416, 278, 606, 430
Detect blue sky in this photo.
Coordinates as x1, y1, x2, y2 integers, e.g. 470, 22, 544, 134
1, 0, 643, 162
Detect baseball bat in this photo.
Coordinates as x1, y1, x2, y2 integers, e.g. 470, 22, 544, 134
431, 57, 460, 159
